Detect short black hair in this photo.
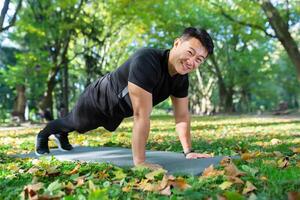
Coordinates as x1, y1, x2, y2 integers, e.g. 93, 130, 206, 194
181, 27, 214, 56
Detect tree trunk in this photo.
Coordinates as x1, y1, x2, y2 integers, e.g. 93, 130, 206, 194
261, 0, 300, 80
38, 67, 59, 120
11, 84, 26, 122
210, 55, 235, 113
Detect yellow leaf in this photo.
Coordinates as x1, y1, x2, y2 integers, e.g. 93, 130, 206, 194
219, 181, 233, 190
202, 165, 224, 177
290, 147, 300, 154
242, 181, 257, 195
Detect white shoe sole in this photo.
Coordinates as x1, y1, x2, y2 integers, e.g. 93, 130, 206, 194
53, 135, 73, 152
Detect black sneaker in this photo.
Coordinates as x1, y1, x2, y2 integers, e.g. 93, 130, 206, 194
54, 133, 73, 151
35, 134, 50, 156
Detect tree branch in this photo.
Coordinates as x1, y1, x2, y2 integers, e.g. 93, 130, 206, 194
211, 2, 276, 38
0, 0, 22, 32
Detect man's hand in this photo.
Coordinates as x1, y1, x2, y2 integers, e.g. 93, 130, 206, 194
185, 152, 212, 159
136, 162, 164, 171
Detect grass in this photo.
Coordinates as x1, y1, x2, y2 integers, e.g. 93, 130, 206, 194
0, 115, 300, 199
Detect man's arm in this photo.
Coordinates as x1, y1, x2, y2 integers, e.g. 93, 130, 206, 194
171, 96, 192, 153
128, 82, 152, 165
171, 96, 211, 159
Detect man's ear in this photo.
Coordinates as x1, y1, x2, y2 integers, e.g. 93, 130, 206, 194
173, 38, 181, 48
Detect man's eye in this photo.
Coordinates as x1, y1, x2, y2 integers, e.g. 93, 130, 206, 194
188, 51, 192, 55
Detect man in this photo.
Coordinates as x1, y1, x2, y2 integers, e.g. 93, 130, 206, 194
35, 27, 214, 169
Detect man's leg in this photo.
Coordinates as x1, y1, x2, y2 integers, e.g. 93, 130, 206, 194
35, 115, 75, 155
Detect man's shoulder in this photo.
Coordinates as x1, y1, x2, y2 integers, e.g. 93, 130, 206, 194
133, 47, 164, 59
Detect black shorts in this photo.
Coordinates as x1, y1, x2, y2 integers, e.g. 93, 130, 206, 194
69, 75, 123, 133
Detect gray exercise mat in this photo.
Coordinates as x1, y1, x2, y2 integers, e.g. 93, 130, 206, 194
17, 146, 235, 175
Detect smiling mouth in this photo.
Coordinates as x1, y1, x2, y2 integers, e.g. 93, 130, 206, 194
182, 63, 191, 71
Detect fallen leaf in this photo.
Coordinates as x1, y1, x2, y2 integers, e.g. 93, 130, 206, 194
220, 157, 232, 166
169, 177, 191, 190
219, 181, 233, 190
290, 147, 300, 154
27, 167, 39, 174
64, 182, 74, 195
68, 163, 81, 175
242, 181, 257, 195
224, 163, 245, 177
288, 191, 300, 200
241, 153, 255, 161
159, 185, 171, 196
22, 182, 44, 200
278, 157, 289, 169
270, 138, 282, 145
226, 176, 244, 184
202, 165, 224, 177
76, 176, 86, 187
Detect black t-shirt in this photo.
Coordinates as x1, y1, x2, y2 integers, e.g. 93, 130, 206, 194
72, 48, 189, 132
109, 48, 189, 118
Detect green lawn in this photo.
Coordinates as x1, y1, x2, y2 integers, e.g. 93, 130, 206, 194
1, 115, 300, 200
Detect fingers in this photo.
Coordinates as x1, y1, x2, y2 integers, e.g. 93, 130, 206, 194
185, 153, 212, 159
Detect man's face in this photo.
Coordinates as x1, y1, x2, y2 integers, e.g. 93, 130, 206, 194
171, 37, 208, 75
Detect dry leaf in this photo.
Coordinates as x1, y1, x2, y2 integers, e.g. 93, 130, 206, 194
242, 181, 257, 195
64, 182, 74, 195
22, 182, 44, 200
226, 176, 244, 184
278, 157, 289, 169
159, 185, 171, 196
76, 176, 86, 187
224, 163, 245, 177
169, 177, 191, 190
202, 165, 224, 177
219, 181, 233, 190
270, 138, 282, 145
288, 191, 300, 200
220, 157, 232, 166
69, 163, 81, 175
290, 147, 300, 154
27, 167, 39, 174
241, 153, 255, 161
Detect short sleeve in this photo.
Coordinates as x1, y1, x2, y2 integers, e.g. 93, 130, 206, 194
171, 75, 189, 98
128, 50, 160, 94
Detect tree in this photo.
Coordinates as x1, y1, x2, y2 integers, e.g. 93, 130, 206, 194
0, 0, 22, 32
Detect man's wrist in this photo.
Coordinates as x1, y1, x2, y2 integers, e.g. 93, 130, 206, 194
183, 149, 194, 157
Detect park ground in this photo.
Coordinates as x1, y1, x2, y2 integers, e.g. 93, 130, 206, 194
0, 115, 300, 200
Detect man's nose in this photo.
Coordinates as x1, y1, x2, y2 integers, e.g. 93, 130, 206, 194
187, 57, 196, 68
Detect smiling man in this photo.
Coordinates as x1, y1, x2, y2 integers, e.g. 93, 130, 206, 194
35, 27, 214, 169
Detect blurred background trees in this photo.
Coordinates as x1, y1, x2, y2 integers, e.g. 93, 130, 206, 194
0, 0, 299, 123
